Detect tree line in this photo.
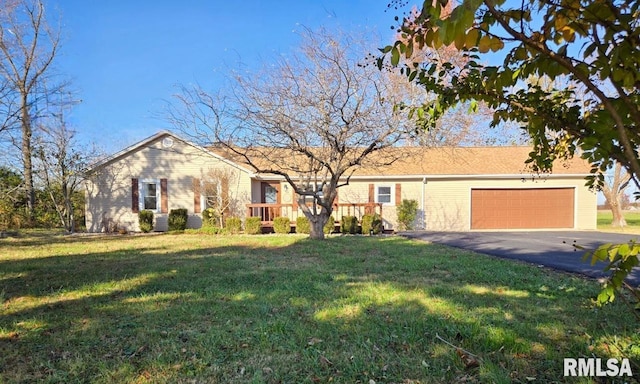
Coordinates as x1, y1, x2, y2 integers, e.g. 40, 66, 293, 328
0, 0, 92, 233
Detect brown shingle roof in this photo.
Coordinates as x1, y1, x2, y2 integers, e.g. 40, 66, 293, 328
210, 145, 592, 177
351, 146, 591, 176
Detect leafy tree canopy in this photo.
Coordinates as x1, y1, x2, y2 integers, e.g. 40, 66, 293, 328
381, 0, 640, 310
382, 0, 640, 191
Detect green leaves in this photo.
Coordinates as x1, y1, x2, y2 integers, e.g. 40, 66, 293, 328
582, 241, 640, 307
390, 46, 400, 66
380, 2, 640, 298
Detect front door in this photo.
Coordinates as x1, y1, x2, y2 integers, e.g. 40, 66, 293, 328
261, 182, 280, 221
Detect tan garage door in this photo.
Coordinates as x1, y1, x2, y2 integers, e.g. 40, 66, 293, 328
471, 188, 574, 229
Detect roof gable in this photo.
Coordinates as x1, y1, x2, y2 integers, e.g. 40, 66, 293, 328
86, 130, 255, 176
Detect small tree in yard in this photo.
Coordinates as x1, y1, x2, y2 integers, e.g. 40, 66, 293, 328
33, 120, 93, 233
168, 28, 416, 240
197, 167, 244, 228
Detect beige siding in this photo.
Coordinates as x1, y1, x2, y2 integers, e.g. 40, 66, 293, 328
86, 133, 597, 233
423, 177, 597, 231
85, 136, 252, 232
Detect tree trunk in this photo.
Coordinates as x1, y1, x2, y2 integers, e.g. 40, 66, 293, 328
602, 162, 631, 228
309, 221, 325, 240
309, 214, 326, 240
21, 95, 34, 224
610, 201, 627, 227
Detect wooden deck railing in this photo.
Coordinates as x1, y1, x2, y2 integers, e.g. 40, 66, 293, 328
246, 202, 383, 225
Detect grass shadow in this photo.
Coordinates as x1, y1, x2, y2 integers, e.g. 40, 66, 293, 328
1, 234, 638, 383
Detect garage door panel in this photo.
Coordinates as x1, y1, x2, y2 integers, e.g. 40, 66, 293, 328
471, 188, 574, 229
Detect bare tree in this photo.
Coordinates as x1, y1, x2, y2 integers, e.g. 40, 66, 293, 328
33, 114, 93, 233
0, 0, 64, 222
198, 167, 246, 228
602, 162, 632, 228
169, 28, 412, 239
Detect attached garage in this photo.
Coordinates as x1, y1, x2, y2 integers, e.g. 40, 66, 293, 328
471, 188, 575, 229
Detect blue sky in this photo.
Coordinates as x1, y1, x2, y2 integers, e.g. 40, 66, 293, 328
54, 1, 401, 151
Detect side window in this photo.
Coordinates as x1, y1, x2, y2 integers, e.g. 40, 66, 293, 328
202, 181, 220, 210
376, 186, 392, 204
140, 180, 160, 211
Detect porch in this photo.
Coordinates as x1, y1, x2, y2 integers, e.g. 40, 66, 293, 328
245, 202, 384, 231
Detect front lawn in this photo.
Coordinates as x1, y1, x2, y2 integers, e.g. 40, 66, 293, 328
1, 233, 638, 383
598, 210, 640, 234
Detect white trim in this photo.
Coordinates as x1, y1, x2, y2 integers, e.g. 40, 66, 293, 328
468, 185, 578, 230
254, 173, 591, 182
348, 173, 591, 180
139, 178, 161, 213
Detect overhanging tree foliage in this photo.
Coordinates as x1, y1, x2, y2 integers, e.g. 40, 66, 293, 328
382, 0, 640, 307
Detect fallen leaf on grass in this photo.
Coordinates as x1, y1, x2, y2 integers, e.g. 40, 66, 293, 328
456, 348, 480, 369
319, 354, 333, 367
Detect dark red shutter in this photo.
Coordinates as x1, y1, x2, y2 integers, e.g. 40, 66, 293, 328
160, 179, 168, 213
132, 178, 139, 213
395, 184, 402, 205
368, 184, 375, 203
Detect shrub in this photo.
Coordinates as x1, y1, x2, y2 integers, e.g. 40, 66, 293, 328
397, 199, 419, 231
225, 217, 242, 234
273, 217, 291, 234
202, 207, 220, 228
341, 216, 359, 234
185, 227, 222, 235
323, 216, 335, 234
296, 215, 311, 234
138, 210, 154, 233
361, 213, 383, 235
168, 208, 188, 231
244, 217, 262, 235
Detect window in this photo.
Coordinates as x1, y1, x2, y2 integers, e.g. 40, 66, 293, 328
301, 183, 324, 203
377, 186, 392, 204
202, 181, 221, 210
140, 180, 160, 211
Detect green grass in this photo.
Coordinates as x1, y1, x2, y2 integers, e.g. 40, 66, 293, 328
597, 210, 640, 234
1, 232, 638, 383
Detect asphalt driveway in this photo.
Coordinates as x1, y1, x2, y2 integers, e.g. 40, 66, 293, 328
401, 231, 640, 286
